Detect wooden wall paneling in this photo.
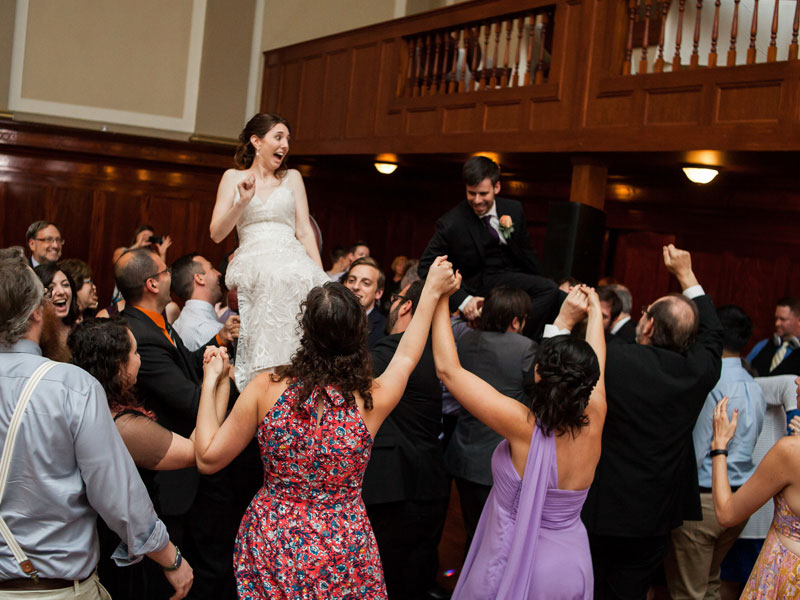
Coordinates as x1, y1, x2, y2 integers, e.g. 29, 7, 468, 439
715, 81, 783, 124
612, 231, 675, 309
346, 43, 383, 139
297, 55, 326, 141
276, 61, 303, 131
321, 50, 351, 140
644, 87, 703, 125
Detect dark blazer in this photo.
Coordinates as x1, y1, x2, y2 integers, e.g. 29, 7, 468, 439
750, 340, 800, 377
612, 318, 637, 344
581, 294, 723, 537
367, 307, 387, 349
445, 330, 536, 485
418, 197, 540, 311
121, 305, 219, 515
362, 334, 449, 504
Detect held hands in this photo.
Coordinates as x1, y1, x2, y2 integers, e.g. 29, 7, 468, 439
582, 285, 601, 314
789, 415, 800, 435
424, 256, 460, 298
203, 346, 230, 381
712, 396, 738, 451
554, 285, 590, 331
237, 174, 257, 205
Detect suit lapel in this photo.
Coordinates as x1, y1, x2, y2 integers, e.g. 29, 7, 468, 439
461, 202, 486, 260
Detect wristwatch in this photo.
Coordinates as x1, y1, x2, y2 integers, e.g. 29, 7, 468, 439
162, 545, 182, 571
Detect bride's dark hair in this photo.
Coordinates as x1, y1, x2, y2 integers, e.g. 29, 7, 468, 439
274, 282, 374, 412
234, 112, 291, 175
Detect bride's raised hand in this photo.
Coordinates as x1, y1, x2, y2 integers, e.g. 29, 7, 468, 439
237, 174, 256, 205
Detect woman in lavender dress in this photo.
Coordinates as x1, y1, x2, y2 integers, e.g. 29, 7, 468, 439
432, 284, 606, 599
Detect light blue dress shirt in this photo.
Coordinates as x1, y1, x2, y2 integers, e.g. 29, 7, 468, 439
0, 340, 168, 580
172, 299, 223, 351
693, 357, 766, 488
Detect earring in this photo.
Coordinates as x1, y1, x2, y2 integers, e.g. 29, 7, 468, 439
256, 147, 260, 156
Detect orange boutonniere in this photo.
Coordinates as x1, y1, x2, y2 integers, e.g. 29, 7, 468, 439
498, 215, 514, 239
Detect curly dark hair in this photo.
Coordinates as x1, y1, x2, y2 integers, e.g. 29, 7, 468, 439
68, 317, 147, 415
274, 282, 374, 413
530, 335, 600, 438
234, 112, 291, 173
34, 263, 80, 326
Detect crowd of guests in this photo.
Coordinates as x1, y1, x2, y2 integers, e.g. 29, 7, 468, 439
3, 158, 800, 600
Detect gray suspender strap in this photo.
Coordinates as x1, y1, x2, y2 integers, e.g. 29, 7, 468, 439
0, 360, 58, 581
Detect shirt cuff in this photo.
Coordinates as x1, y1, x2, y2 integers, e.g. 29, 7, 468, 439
112, 519, 169, 567
544, 324, 570, 338
458, 295, 473, 313
682, 285, 705, 299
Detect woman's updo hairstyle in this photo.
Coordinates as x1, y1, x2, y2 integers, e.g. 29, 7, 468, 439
274, 282, 374, 413
529, 335, 600, 437
234, 112, 291, 175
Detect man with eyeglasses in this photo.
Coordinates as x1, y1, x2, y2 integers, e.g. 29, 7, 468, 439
114, 247, 240, 598
25, 221, 64, 267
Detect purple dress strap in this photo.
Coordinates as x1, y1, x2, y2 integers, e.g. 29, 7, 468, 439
453, 425, 592, 599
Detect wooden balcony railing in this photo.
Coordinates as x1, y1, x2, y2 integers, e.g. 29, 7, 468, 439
402, 6, 555, 97
624, 0, 800, 74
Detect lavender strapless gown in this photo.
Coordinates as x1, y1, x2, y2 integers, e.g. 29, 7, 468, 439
453, 425, 593, 599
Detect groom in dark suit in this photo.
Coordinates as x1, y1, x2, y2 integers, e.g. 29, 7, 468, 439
418, 156, 561, 339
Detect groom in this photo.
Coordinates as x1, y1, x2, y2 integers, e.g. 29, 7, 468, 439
418, 156, 561, 339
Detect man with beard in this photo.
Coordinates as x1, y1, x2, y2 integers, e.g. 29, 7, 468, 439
362, 280, 450, 600
0, 247, 192, 598
171, 253, 240, 352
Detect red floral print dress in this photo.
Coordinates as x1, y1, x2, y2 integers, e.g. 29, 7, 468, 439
234, 381, 387, 599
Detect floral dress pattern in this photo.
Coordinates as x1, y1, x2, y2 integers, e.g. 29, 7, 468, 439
234, 380, 387, 599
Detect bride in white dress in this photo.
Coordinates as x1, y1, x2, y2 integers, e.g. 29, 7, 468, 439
210, 113, 329, 390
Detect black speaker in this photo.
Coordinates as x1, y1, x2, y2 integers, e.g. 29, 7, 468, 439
542, 201, 606, 285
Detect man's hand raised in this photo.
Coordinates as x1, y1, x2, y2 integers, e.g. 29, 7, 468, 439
663, 244, 699, 290
553, 285, 589, 332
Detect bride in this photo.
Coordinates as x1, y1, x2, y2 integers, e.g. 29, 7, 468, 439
210, 113, 329, 390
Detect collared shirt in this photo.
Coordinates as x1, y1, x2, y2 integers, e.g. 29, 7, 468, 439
173, 299, 224, 351
610, 315, 631, 335
483, 202, 508, 246
747, 337, 797, 367
693, 357, 766, 488
134, 305, 175, 347
0, 340, 168, 580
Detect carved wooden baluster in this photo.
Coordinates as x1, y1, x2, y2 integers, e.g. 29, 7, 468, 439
470, 25, 481, 91
728, 0, 740, 65
440, 31, 451, 94
690, 0, 703, 68
501, 18, 512, 87
422, 34, 432, 95
406, 37, 416, 97
448, 29, 460, 93
431, 32, 442, 95
791, 0, 800, 60
708, 0, 721, 67
639, 0, 653, 74
673, 0, 686, 70
654, 0, 671, 72
535, 12, 550, 84
525, 13, 536, 85
479, 20, 492, 90
460, 28, 471, 92
623, 0, 637, 75
514, 16, 524, 86
489, 21, 501, 87
767, 0, 779, 62
747, 0, 758, 64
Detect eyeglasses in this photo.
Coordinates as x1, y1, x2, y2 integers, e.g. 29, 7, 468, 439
35, 236, 65, 246
145, 267, 171, 282
391, 293, 410, 304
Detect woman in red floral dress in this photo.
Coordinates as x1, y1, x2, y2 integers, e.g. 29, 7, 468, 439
194, 257, 457, 599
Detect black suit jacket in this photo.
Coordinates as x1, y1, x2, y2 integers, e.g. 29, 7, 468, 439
581, 294, 723, 537
367, 307, 387, 349
121, 305, 220, 515
750, 340, 800, 377
418, 197, 540, 310
612, 318, 637, 344
362, 334, 448, 504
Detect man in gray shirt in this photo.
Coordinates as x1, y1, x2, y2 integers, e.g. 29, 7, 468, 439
0, 247, 192, 598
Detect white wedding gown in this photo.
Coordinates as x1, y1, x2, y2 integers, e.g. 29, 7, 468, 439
225, 175, 328, 390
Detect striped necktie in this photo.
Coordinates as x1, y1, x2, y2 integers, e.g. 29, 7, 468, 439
770, 341, 789, 372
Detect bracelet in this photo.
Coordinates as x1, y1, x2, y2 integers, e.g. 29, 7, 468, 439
709, 449, 728, 458
162, 546, 182, 571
